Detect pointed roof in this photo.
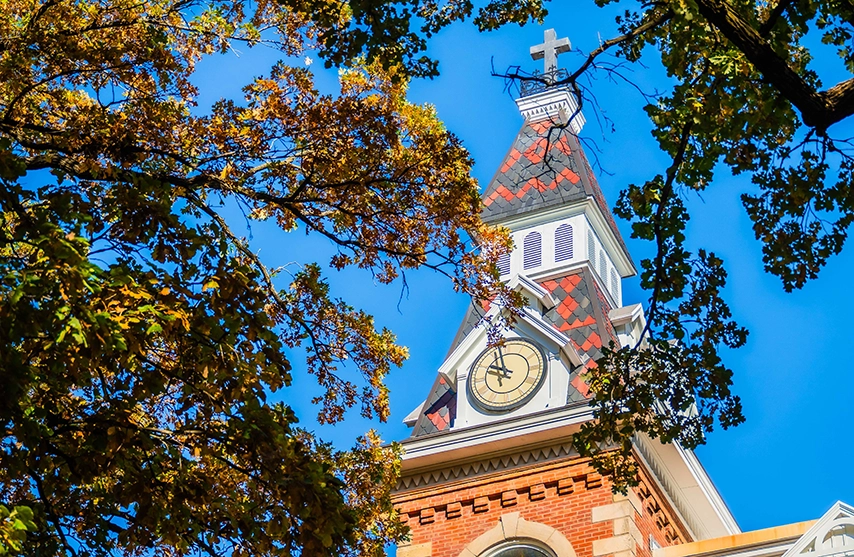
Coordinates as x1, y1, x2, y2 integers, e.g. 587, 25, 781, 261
538, 268, 616, 363
481, 120, 631, 263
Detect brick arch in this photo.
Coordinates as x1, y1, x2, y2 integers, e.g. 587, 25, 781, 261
458, 512, 576, 557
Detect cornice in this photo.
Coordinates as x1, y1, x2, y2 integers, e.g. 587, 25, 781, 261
634, 432, 740, 541
515, 88, 586, 134
396, 440, 578, 492
400, 402, 594, 475
655, 521, 815, 557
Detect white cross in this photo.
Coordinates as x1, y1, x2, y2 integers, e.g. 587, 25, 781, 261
530, 28, 571, 73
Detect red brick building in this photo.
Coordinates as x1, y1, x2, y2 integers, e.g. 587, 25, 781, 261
390, 28, 742, 557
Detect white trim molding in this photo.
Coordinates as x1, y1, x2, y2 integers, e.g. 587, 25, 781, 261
397, 441, 578, 491
634, 433, 740, 540
400, 403, 593, 477
459, 512, 577, 557
782, 501, 854, 557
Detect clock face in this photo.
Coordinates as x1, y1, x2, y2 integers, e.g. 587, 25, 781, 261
467, 338, 547, 413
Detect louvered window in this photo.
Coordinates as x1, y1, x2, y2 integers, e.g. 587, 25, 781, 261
555, 224, 573, 262
599, 250, 607, 279
587, 230, 596, 262
610, 268, 620, 300
523, 232, 542, 270
498, 253, 511, 276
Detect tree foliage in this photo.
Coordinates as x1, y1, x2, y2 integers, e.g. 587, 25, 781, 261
0, 505, 35, 556
291, 0, 854, 485
0, 0, 513, 555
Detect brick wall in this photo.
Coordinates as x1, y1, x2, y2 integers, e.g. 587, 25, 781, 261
393, 454, 691, 557
633, 464, 691, 557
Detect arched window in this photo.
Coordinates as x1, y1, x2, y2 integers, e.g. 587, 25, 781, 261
523, 231, 542, 270
555, 224, 573, 262
461, 514, 572, 557
610, 268, 620, 300
598, 250, 607, 280
487, 544, 555, 557
497, 253, 511, 276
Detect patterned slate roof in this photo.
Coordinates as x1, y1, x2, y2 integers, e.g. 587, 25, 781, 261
537, 268, 618, 404
592, 279, 617, 342
482, 121, 631, 264
445, 301, 490, 358
410, 373, 457, 437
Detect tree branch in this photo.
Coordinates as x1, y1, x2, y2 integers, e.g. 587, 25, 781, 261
491, 10, 672, 91
757, 0, 795, 36
28, 469, 78, 557
694, 0, 854, 131
566, 9, 673, 84
635, 120, 694, 348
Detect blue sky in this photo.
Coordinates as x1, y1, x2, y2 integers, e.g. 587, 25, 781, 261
193, 1, 854, 536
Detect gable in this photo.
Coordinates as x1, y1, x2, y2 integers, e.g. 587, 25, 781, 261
783, 502, 854, 557
406, 267, 619, 438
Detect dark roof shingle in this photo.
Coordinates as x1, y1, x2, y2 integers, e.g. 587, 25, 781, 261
482, 121, 631, 265
537, 268, 618, 404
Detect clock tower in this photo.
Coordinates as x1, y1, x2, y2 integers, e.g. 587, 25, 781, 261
391, 29, 739, 557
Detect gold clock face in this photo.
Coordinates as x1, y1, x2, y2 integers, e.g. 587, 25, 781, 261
467, 338, 547, 413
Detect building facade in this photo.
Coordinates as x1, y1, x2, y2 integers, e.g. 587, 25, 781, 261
390, 29, 854, 557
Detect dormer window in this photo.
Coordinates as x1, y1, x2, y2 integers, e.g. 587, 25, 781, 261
523, 231, 542, 270
555, 224, 573, 262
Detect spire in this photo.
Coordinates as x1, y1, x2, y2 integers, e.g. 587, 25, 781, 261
481, 28, 634, 272
480, 120, 630, 263
403, 28, 642, 442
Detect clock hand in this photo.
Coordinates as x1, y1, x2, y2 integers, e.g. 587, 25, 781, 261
486, 367, 505, 386
490, 350, 512, 376
497, 346, 512, 376
488, 364, 512, 378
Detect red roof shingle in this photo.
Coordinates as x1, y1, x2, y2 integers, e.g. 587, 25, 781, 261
481, 121, 632, 267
